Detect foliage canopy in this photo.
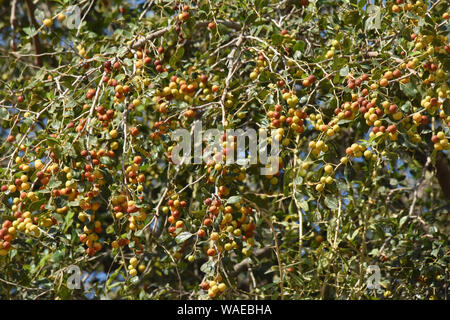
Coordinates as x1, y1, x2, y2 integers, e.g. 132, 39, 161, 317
0, 0, 449, 300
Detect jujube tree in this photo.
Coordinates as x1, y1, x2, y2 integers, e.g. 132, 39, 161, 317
0, 0, 449, 300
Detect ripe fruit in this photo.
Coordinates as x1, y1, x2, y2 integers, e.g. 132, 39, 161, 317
130, 257, 138, 267
218, 283, 226, 292
388, 104, 398, 114
201, 282, 209, 290
57, 13, 66, 22
1, 0, 447, 301
380, 78, 388, 87
180, 11, 189, 21
324, 164, 333, 174
43, 18, 53, 27
133, 156, 143, 164
175, 220, 184, 229
388, 125, 397, 134
210, 232, 219, 241
393, 69, 402, 78
86, 88, 96, 99
110, 129, 118, 139
431, 135, 439, 144
315, 235, 323, 243
204, 218, 212, 227
325, 49, 334, 59
130, 127, 139, 136
129, 269, 138, 277
197, 229, 206, 238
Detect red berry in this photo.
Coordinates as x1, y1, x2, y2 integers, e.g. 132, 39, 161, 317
389, 104, 398, 113
431, 135, 439, 143
388, 125, 397, 134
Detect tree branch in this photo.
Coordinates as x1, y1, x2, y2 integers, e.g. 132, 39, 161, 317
25, 0, 43, 66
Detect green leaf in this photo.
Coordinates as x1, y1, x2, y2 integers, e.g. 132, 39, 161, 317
200, 259, 215, 276
343, 37, 352, 53
46, 137, 59, 147
400, 81, 418, 98
298, 200, 309, 212
399, 216, 408, 229
175, 231, 193, 244
358, 0, 367, 9
324, 196, 338, 210
21, 118, 34, 133
255, 0, 268, 10
36, 254, 51, 273
400, 101, 411, 113
100, 156, 113, 166
52, 249, 66, 263
293, 40, 306, 52
63, 210, 75, 232
340, 65, 349, 77
294, 176, 303, 185
272, 33, 283, 46
48, 177, 62, 189
29, 199, 46, 212
245, 12, 258, 24
226, 196, 242, 204
169, 47, 185, 69
443, 99, 450, 115
130, 276, 140, 285
106, 267, 122, 291
106, 224, 115, 234
344, 10, 360, 25
23, 27, 38, 38
0, 108, 9, 120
